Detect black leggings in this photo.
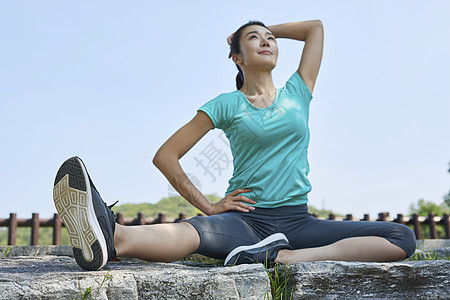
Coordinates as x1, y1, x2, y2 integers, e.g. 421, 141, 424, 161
179, 204, 417, 259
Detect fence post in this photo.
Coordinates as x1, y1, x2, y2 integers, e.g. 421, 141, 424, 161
8, 213, 17, 246
378, 212, 389, 221
116, 213, 124, 225
361, 214, 370, 221
411, 214, 422, 240
393, 214, 404, 224
53, 213, 61, 245
344, 214, 353, 221
137, 212, 146, 225
174, 213, 186, 223
159, 213, 166, 224
442, 214, 450, 239
426, 213, 437, 239
31, 213, 40, 245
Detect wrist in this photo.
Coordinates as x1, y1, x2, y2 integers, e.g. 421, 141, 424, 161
203, 201, 214, 216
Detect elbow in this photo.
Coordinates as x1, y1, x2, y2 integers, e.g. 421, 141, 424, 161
314, 20, 323, 27
152, 154, 160, 167
152, 148, 164, 167
152, 148, 178, 168
153, 151, 166, 168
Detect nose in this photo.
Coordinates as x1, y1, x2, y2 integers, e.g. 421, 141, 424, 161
260, 36, 272, 49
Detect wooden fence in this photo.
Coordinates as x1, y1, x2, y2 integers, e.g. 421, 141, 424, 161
0, 212, 449, 246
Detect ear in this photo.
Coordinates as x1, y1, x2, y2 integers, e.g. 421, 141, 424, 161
232, 53, 244, 65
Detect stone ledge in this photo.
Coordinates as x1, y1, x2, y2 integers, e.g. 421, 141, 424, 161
1, 255, 449, 299
0, 256, 270, 300
285, 260, 450, 299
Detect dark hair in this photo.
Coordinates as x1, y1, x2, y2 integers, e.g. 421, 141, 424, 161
229, 20, 269, 90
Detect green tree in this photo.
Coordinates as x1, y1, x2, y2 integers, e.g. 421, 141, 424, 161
408, 199, 448, 216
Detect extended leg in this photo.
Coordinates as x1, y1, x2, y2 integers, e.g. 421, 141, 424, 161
275, 236, 407, 264
53, 156, 201, 270
114, 222, 200, 262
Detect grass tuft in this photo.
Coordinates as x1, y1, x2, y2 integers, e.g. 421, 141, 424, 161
74, 269, 112, 300
1, 246, 10, 259
263, 261, 296, 300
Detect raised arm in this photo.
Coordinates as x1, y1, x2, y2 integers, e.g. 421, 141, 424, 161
267, 20, 324, 94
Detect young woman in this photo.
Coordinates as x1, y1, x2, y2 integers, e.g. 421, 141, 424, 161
53, 20, 417, 271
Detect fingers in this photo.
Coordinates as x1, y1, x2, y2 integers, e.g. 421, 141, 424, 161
222, 200, 254, 213
229, 188, 252, 196
227, 33, 234, 46
235, 201, 255, 213
229, 189, 256, 205
209, 188, 256, 214
234, 195, 257, 205
225, 188, 256, 212
227, 33, 235, 59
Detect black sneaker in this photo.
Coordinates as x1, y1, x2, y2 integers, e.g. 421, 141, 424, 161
224, 233, 293, 267
53, 156, 118, 271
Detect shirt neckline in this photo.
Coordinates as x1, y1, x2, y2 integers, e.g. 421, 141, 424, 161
236, 88, 280, 110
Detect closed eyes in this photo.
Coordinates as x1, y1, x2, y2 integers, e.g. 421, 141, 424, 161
250, 35, 275, 40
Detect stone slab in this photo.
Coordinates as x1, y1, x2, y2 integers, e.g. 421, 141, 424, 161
1, 243, 449, 299
0, 256, 270, 300
285, 260, 450, 299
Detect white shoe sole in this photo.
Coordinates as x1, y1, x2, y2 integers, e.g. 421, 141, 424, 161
53, 157, 108, 270
224, 233, 289, 266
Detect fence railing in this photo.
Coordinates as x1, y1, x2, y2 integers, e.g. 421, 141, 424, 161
1, 212, 449, 246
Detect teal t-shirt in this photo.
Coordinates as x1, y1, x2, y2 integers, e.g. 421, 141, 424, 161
198, 72, 313, 208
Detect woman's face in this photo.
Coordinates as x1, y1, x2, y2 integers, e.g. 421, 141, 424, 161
235, 25, 278, 71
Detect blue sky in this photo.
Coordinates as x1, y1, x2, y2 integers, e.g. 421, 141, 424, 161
1, 0, 449, 220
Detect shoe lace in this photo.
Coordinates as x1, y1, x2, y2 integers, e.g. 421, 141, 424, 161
108, 200, 119, 209
105, 200, 119, 225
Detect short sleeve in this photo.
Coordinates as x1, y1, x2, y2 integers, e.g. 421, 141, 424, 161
285, 72, 313, 104
197, 93, 234, 131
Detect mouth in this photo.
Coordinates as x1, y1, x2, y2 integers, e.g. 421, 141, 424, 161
258, 51, 272, 55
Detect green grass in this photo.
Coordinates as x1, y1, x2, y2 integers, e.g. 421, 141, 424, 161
263, 262, 295, 300
1, 246, 10, 259
74, 269, 112, 300
174, 253, 295, 300
403, 240, 450, 261
404, 244, 449, 261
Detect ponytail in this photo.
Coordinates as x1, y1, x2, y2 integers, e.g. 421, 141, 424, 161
236, 65, 244, 90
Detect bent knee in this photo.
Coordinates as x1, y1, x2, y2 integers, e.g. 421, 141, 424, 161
387, 223, 417, 258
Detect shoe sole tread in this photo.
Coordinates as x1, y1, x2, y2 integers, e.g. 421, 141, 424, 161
53, 157, 107, 271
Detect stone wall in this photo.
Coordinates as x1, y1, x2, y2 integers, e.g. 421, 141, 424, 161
0, 243, 449, 299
